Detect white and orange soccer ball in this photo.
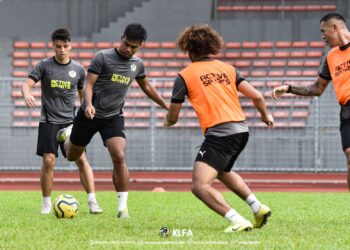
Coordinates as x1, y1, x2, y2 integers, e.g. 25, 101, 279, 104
53, 194, 79, 219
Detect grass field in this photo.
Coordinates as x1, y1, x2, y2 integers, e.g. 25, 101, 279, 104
0, 191, 349, 249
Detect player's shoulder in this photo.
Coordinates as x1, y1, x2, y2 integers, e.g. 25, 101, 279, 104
70, 59, 84, 69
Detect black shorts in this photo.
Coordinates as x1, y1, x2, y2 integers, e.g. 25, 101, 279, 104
70, 108, 126, 147
36, 122, 72, 157
195, 132, 249, 172
340, 103, 350, 150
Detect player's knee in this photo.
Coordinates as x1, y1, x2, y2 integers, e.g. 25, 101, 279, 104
42, 154, 56, 169
111, 151, 125, 164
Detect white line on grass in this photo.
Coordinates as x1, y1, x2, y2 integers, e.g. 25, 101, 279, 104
90, 240, 260, 245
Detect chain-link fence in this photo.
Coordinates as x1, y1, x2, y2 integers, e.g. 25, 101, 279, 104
0, 77, 345, 172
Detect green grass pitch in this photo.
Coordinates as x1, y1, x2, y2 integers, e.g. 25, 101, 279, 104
0, 191, 349, 249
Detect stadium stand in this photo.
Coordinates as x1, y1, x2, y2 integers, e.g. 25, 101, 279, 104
10, 39, 323, 128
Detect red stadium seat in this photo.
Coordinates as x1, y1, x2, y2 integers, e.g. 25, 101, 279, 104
288, 60, 304, 67
321, 5, 336, 11
309, 41, 325, 48
30, 51, 46, 58
165, 71, 178, 77
217, 6, 232, 12
79, 42, 95, 49
251, 70, 267, 77
159, 52, 175, 59
160, 42, 176, 48
290, 51, 306, 58
176, 52, 188, 59
13, 110, 30, 117
274, 51, 290, 58
304, 60, 321, 67
258, 51, 273, 58
258, 41, 274, 48
149, 61, 166, 68
292, 41, 308, 48
166, 61, 182, 68
13, 51, 29, 59
242, 42, 258, 49
234, 60, 250, 68
78, 52, 94, 59
148, 71, 165, 78
96, 42, 112, 49
270, 60, 286, 67
225, 52, 240, 59
269, 70, 284, 77
261, 5, 278, 12
13, 41, 30, 49
275, 41, 291, 48
30, 42, 46, 49
241, 51, 257, 58
253, 61, 268, 67
144, 42, 160, 48
13, 60, 29, 67
307, 51, 323, 58
302, 70, 318, 77
306, 5, 322, 11
286, 70, 302, 77
225, 42, 241, 49
12, 71, 28, 78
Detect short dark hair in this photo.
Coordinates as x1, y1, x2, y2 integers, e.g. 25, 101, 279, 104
320, 13, 346, 23
122, 23, 147, 42
51, 28, 71, 42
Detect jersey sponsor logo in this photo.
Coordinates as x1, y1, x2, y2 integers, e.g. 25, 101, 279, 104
334, 60, 350, 77
199, 73, 230, 87
68, 70, 77, 78
111, 73, 131, 85
130, 63, 137, 72
199, 150, 206, 157
50, 79, 72, 89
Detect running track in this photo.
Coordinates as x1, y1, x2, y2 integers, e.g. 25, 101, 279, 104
0, 171, 347, 192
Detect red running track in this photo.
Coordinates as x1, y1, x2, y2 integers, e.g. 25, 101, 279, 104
0, 171, 347, 192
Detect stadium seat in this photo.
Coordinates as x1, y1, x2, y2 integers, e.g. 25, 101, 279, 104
288, 60, 304, 67
30, 51, 46, 58
165, 71, 178, 77
321, 5, 337, 11
166, 61, 182, 68
149, 61, 166, 68
270, 60, 286, 67
234, 60, 250, 67
261, 5, 278, 12
307, 51, 323, 57
275, 41, 291, 48
274, 51, 290, 58
30, 42, 46, 49
258, 41, 274, 48
302, 70, 318, 76
96, 42, 112, 49
241, 52, 257, 58
176, 52, 188, 59
79, 42, 95, 49
160, 42, 176, 48
253, 61, 268, 67
290, 51, 307, 58
12, 71, 28, 78
266, 81, 282, 87
13, 60, 29, 68
309, 41, 325, 48
144, 42, 160, 48
225, 52, 240, 59
112, 42, 121, 48
292, 41, 308, 48
251, 71, 267, 77
286, 70, 302, 77
242, 42, 258, 49
148, 71, 165, 78
78, 52, 94, 59
159, 52, 175, 59
304, 60, 321, 67
217, 6, 232, 12
269, 70, 284, 77
225, 42, 241, 49
13, 41, 30, 49
13, 51, 29, 59
258, 51, 273, 58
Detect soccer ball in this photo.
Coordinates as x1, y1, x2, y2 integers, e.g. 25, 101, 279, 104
53, 194, 79, 219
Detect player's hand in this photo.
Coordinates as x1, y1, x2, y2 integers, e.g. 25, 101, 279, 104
271, 85, 289, 100
163, 113, 176, 127
24, 94, 36, 108
85, 105, 95, 119
261, 113, 275, 128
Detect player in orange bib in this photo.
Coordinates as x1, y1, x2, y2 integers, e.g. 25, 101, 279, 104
272, 13, 350, 191
164, 24, 275, 232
